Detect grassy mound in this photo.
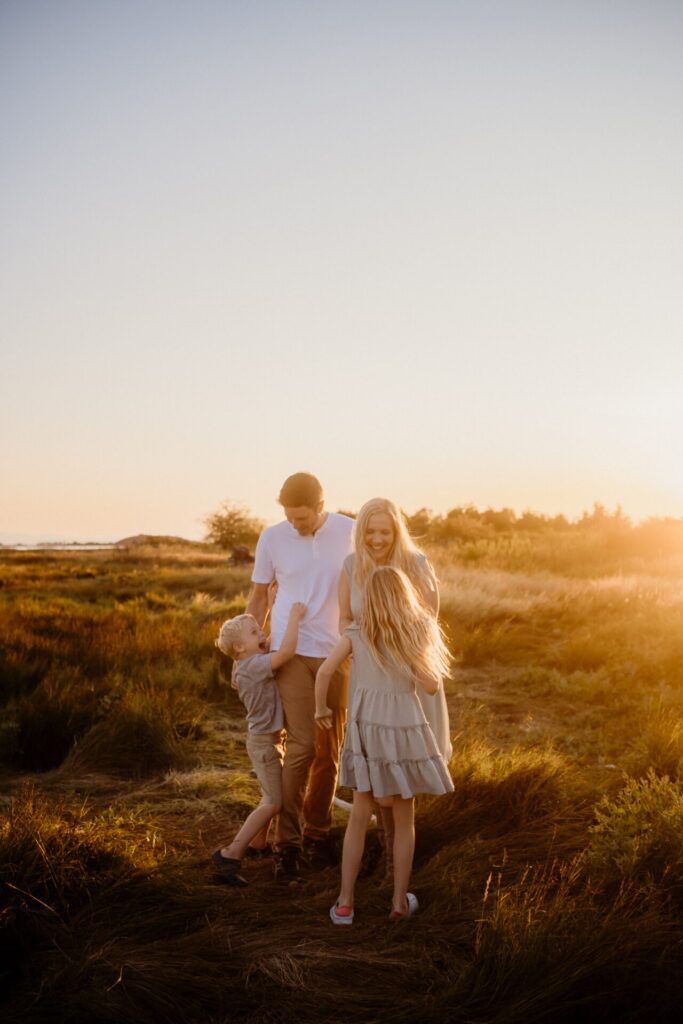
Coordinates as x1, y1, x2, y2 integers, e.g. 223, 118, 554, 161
64, 688, 201, 777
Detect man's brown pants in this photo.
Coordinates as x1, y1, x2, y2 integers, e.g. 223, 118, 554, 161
275, 654, 347, 849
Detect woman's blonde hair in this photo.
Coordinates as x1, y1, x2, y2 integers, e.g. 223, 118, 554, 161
354, 497, 432, 597
360, 566, 451, 684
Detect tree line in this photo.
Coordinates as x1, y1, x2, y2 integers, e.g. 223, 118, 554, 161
204, 500, 683, 552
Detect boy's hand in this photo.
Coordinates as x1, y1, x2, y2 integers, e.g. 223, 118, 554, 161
289, 602, 306, 621
315, 706, 333, 730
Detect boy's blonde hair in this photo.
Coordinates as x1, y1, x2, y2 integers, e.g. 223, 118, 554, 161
215, 614, 251, 657
361, 566, 451, 684
354, 497, 432, 599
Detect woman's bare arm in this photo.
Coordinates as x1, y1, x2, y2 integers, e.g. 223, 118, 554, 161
418, 558, 439, 616
338, 569, 353, 632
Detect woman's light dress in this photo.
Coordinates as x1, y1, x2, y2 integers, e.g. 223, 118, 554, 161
339, 555, 454, 799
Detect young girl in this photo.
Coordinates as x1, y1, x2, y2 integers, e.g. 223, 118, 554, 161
315, 566, 454, 923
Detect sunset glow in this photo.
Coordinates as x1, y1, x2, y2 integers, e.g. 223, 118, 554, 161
2, 2, 682, 541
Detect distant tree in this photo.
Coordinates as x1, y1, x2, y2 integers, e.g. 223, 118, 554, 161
516, 510, 548, 532
203, 501, 265, 551
336, 509, 357, 519
481, 507, 517, 531
403, 508, 433, 538
577, 503, 631, 531
429, 509, 491, 543
549, 513, 570, 531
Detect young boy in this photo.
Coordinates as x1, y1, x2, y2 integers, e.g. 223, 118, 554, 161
212, 601, 306, 885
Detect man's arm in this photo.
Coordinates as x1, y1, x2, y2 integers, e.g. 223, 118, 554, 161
246, 530, 273, 628
245, 583, 270, 629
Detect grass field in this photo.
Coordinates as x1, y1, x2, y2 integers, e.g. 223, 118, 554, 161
1, 537, 682, 1024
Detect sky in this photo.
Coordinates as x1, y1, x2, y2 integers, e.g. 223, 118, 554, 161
2, 1, 682, 541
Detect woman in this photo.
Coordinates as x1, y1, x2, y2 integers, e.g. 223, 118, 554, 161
338, 498, 453, 876
339, 497, 452, 763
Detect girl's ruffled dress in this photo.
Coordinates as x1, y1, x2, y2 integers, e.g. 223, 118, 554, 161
339, 623, 454, 799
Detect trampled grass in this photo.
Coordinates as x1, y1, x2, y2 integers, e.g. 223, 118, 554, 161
1, 540, 682, 1023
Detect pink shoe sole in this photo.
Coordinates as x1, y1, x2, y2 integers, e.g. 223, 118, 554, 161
330, 903, 354, 925
389, 892, 419, 920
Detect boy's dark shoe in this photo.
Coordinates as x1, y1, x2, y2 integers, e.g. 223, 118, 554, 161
302, 835, 339, 870
273, 845, 302, 883
211, 850, 248, 886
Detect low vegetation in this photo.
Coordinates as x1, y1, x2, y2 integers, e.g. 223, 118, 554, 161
1, 518, 682, 1023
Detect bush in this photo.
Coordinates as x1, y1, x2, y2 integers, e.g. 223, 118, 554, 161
584, 771, 683, 892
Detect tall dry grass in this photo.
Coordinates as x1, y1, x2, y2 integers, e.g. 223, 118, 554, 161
1, 541, 683, 1023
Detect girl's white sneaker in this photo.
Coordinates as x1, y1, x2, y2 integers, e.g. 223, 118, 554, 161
389, 892, 419, 921
329, 903, 354, 925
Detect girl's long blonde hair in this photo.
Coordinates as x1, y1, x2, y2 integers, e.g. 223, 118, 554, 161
354, 497, 432, 598
360, 566, 451, 684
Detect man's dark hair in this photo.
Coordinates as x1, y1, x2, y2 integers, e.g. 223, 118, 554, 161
278, 473, 323, 509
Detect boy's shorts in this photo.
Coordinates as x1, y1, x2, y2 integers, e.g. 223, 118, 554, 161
245, 730, 284, 805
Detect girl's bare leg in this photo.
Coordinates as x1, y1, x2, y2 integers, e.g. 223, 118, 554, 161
377, 803, 395, 881
337, 791, 375, 907
391, 797, 415, 914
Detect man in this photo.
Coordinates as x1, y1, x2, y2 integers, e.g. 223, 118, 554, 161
246, 472, 353, 881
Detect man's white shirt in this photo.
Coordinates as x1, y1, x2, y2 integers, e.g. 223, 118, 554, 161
251, 512, 354, 656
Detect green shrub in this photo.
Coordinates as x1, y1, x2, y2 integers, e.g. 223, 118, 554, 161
584, 771, 683, 892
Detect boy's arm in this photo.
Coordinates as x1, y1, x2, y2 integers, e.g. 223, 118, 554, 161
315, 635, 352, 728
232, 586, 269, 689
270, 602, 306, 670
